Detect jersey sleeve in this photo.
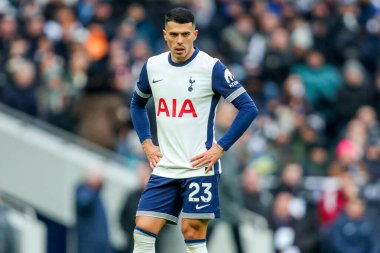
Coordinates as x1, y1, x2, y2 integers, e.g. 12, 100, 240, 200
211, 60, 245, 103
135, 62, 152, 98
212, 60, 259, 151
131, 62, 152, 143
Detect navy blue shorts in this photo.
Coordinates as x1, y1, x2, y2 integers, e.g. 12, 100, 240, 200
136, 174, 220, 224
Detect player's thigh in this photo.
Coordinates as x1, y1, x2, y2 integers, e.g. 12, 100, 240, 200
137, 175, 183, 224
181, 175, 221, 220
135, 216, 166, 235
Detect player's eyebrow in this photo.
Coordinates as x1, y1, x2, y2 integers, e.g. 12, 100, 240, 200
168, 32, 191, 36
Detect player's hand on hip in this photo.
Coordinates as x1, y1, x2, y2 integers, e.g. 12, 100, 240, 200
142, 139, 163, 169
190, 143, 224, 173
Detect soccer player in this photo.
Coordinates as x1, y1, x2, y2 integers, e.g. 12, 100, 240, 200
130, 7, 258, 253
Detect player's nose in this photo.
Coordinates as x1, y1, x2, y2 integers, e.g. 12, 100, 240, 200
177, 35, 184, 44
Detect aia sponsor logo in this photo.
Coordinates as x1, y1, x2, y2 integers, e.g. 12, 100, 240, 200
157, 98, 197, 118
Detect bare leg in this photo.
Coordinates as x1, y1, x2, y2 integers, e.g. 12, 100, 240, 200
182, 218, 209, 253
133, 216, 166, 253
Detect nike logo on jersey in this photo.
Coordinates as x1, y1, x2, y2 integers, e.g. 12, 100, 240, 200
195, 204, 210, 210
152, 79, 163, 83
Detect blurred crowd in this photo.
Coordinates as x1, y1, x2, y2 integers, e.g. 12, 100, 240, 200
0, 0, 380, 253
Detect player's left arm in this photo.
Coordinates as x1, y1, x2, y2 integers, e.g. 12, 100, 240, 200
191, 61, 258, 172
216, 92, 258, 150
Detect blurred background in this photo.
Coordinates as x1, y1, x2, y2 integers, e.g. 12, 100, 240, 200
0, 0, 379, 253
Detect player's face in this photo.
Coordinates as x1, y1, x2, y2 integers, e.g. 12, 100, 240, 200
163, 21, 198, 63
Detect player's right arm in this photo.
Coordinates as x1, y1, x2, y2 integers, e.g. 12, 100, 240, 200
130, 62, 162, 169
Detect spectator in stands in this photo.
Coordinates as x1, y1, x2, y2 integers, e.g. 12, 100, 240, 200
275, 76, 320, 165
269, 192, 319, 253
76, 0, 97, 26
318, 173, 364, 253
244, 22, 266, 75
90, 0, 118, 38
301, 130, 329, 176
344, 119, 369, 158
362, 141, 380, 182
331, 2, 361, 65
114, 18, 138, 55
124, 3, 158, 51
8, 37, 30, 60
37, 49, 67, 125
75, 168, 112, 253
328, 197, 375, 253
280, 75, 312, 115
274, 163, 306, 200
309, 2, 337, 63
0, 14, 18, 62
290, 17, 313, 63
319, 173, 362, 226
334, 60, 372, 131
292, 49, 342, 123
84, 23, 109, 63
51, 6, 84, 59
129, 39, 151, 84
361, 178, 380, 253
356, 106, 380, 153
189, 0, 220, 54
261, 27, 293, 88
108, 40, 132, 95
23, 15, 45, 58
1, 57, 38, 116
242, 166, 272, 219
318, 177, 349, 228
328, 139, 368, 187
220, 14, 255, 64
64, 49, 91, 102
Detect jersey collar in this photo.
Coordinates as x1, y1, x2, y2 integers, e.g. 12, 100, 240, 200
168, 47, 199, 67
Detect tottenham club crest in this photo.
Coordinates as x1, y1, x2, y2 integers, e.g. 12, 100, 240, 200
188, 77, 195, 92
224, 69, 239, 88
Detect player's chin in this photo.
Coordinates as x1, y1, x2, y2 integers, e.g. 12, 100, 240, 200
173, 52, 184, 59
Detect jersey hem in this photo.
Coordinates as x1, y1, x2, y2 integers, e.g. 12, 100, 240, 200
152, 168, 218, 179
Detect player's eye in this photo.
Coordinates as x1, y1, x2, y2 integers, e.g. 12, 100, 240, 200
182, 33, 190, 37
169, 33, 178, 37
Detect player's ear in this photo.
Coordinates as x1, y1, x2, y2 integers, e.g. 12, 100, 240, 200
194, 29, 198, 40
163, 29, 167, 41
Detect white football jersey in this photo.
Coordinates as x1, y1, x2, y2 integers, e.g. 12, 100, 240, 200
135, 48, 246, 178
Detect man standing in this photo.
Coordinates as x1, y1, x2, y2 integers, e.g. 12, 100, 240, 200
130, 7, 258, 253
75, 170, 111, 253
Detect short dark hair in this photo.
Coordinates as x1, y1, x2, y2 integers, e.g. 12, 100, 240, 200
165, 7, 195, 27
